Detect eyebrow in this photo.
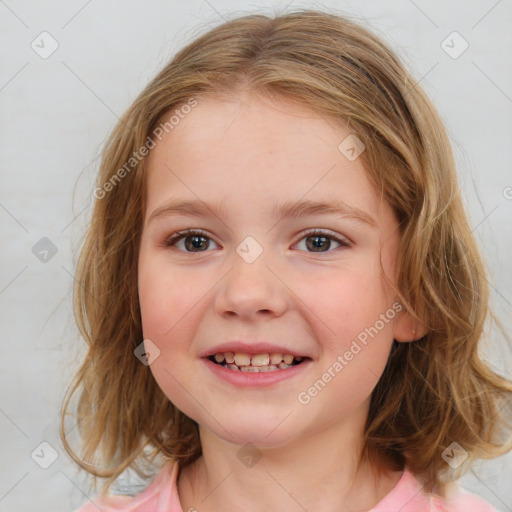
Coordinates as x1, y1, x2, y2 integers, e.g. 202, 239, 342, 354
148, 198, 377, 228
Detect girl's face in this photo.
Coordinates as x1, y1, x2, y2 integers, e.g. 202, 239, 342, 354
138, 92, 410, 448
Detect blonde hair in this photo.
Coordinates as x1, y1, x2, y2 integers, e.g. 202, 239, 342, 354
60, 9, 512, 497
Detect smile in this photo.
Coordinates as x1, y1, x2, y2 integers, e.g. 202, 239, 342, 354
208, 351, 307, 372
204, 350, 311, 387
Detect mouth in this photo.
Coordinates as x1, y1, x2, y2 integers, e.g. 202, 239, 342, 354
207, 351, 309, 372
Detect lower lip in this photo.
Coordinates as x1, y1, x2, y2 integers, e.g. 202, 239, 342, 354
203, 358, 311, 387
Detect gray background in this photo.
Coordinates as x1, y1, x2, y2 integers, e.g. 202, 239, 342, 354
1, 1, 511, 511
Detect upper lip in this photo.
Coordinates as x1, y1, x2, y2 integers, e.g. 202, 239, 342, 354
201, 341, 308, 358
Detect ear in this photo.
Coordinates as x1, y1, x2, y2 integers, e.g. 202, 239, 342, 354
392, 303, 428, 343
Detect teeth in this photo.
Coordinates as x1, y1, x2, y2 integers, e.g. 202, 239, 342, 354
283, 354, 294, 365
221, 363, 290, 372
212, 351, 305, 372
241, 366, 260, 372
270, 352, 283, 364
251, 354, 270, 366
215, 352, 301, 365
234, 353, 251, 366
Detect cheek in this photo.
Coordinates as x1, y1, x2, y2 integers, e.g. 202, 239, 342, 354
137, 252, 203, 413
298, 261, 390, 346
301, 278, 396, 415
138, 254, 178, 348
138, 263, 171, 339
137, 250, 212, 378
301, 274, 396, 404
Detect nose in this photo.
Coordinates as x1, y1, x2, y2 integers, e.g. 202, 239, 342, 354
214, 250, 288, 321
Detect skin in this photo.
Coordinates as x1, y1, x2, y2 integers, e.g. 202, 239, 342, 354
137, 91, 425, 512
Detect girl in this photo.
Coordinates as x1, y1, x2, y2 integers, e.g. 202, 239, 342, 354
62, 9, 512, 512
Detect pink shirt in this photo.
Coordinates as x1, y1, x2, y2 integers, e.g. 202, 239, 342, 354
74, 460, 500, 512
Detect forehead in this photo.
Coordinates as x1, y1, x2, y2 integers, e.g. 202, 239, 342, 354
144, 92, 383, 223
152, 92, 342, 159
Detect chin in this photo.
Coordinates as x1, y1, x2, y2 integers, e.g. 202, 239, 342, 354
203, 417, 300, 449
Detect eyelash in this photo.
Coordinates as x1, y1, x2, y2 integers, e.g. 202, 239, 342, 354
163, 228, 351, 253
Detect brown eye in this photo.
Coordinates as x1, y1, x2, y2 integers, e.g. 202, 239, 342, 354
295, 229, 351, 253
165, 230, 219, 252
164, 228, 350, 254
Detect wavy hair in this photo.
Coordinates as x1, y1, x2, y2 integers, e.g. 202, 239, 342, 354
60, 9, 512, 496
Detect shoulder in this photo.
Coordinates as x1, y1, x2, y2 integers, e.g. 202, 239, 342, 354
73, 460, 180, 512
370, 468, 502, 512
431, 483, 502, 512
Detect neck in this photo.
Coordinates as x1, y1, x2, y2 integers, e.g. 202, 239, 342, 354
177, 404, 401, 512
